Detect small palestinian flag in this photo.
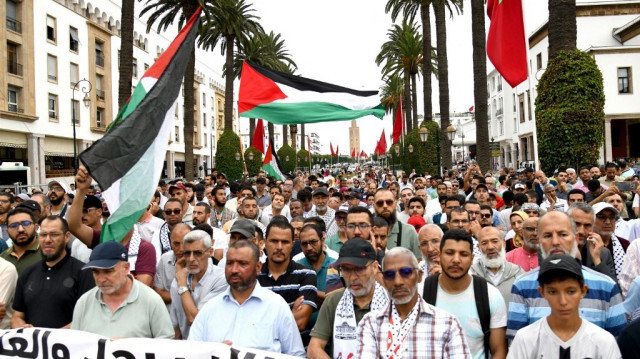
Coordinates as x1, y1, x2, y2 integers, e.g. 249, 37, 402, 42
238, 61, 385, 124
78, 8, 202, 243
262, 141, 289, 181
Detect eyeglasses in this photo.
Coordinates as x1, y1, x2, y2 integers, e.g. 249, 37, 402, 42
480, 213, 492, 219
596, 214, 617, 221
183, 250, 206, 258
382, 267, 417, 281
40, 232, 64, 239
7, 221, 34, 229
49, 187, 64, 193
0, 199, 11, 204
450, 220, 469, 225
523, 227, 537, 232
375, 199, 394, 207
82, 207, 98, 214
164, 209, 182, 215
339, 263, 371, 276
335, 216, 347, 222
346, 223, 371, 231
300, 239, 320, 247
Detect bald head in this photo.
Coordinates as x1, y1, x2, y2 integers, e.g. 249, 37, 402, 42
170, 222, 191, 256
478, 226, 501, 240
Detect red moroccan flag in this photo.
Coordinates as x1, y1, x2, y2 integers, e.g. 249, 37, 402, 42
469, 105, 474, 112
376, 129, 387, 155
252, 119, 265, 154
330, 142, 335, 157
392, 98, 404, 143
487, 0, 527, 88
351, 147, 356, 158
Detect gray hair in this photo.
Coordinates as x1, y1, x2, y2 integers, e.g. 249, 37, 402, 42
567, 202, 595, 221
31, 193, 52, 207
183, 229, 212, 249
382, 247, 419, 271
418, 224, 444, 237
543, 184, 555, 192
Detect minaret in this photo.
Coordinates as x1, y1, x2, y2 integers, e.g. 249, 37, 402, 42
349, 120, 360, 158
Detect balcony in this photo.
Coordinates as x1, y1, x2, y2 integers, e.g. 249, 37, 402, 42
8, 104, 24, 113
96, 89, 105, 101
7, 61, 22, 76
6, 17, 21, 33
95, 54, 104, 67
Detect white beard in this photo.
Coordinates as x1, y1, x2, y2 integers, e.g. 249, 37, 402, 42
480, 247, 506, 269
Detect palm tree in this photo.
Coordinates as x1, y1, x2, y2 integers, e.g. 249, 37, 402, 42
471, 0, 489, 170
385, 0, 434, 124
118, 0, 134, 109
433, 0, 462, 169
548, 0, 576, 59
380, 74, 404, 114
376, 20, 423, 132
141, 0, 202, 181
198, 0, 262, 133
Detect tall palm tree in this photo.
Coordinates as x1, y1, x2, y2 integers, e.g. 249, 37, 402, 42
380, 74, 404, 114
385, 0, 434, 123
141, 0, 202, 181
376, 20, 423, 132
548, 0, 576, 59
118, 0, 134, 109
471, 0, 489, 170
433, 0, 462, 169
199, 0, 262, 133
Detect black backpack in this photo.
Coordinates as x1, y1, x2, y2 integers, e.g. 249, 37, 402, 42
422, 273, 491, 359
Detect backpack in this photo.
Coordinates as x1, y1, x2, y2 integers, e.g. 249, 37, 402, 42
422, 273, 491, 359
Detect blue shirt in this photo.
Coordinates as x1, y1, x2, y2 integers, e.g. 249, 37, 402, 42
507, 265, 626, 339
188, 282, 305, 356
296, 250, 335, 292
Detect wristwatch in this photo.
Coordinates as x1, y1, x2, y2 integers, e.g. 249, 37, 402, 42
178, 286, 190, 295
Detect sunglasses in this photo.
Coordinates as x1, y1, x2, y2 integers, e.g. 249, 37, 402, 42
480, 213, 492, 219
183, 250, 206, 258
375, 199, 394, 207
382, 267, 417, 281
164, 209, 182, 215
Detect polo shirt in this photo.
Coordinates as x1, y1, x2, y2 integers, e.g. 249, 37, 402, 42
385, 221, 422, 259
258, 260, 318, 310
256, 191, 272, 208
0, 240, 42, 275
71, 276, 174, 339
297, 252, 336, 327
12, 252, 94, 328
325, 233, 346, 253
154, 250, 177, 311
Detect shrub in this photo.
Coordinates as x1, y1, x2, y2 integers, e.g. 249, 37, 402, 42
276, 144, 296, 173
244, 147, 263, 176
214, 129, 244, 181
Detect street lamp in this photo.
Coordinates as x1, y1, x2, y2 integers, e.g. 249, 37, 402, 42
285, 155, 290, 162
235, 152, 241, 161
419, 124, 429, 142
72, 79, 92, 174
444, 124, 457, 165
408, 144, 414, 153
247, 151, 254, 161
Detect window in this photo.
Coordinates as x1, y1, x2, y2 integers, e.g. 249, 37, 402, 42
536, 53, 542, 71
144, 63, 149, 71
7, 85, 19, 112
70, 63, 78, 87
202, 93, 206, 106
526, 90, 532, 121
96, 75, 104, 100
95, 41, 104, 67
211, 97, 214, 111
71, 99, 79, 125
513, 94, 516, 112
48, 93, 58, 119
46, 15, 56, 43
69, 27, 79, 52
497, 76, 502, 92
47, 54, 57, 82
132, 57, 137, 78
6, 0, 20, 33
203, 113, 207, 127
519, 94, 525, 123
204, 135, 207, 147
7, 42, 21, 76
618, 67, 631, 94
96, 107, 104, 128
175, 126, 180, 142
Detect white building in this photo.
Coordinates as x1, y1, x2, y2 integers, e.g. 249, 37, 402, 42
1, 0, 234, 186
488, 0, 640, 168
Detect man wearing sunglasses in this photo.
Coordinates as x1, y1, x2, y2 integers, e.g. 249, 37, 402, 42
373, 189, 421, 259
308, 238, 388, 359
357, 246, 471, 358
592, 202, 629, 277
150, 198, 186, 261
1, 207, 42, 274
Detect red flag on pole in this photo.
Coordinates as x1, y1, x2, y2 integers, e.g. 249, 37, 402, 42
392, 98, 404, 143
330, 142, 335, 157
375, 129, 387, 155
360, 150, 367, 158
252, 119, 265, 154
336, 145, 339, 156
351, 148, 356, 158
469, 105, 474, 112
486, 0, 527, 88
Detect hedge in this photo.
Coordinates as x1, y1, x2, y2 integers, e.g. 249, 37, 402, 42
244, 147, 263, 176
276, 145, 297, 173
214, 129, 244, 181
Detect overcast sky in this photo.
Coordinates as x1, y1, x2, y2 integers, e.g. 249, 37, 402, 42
211, 0, 552, 154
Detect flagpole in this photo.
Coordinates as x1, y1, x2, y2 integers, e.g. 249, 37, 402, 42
522, 0, 540, 171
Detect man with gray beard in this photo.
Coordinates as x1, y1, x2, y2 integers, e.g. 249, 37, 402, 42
506, 217, 540, 272
470, 226, 524, 310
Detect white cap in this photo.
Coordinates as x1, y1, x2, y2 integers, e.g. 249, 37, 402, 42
592, 202, 619, 216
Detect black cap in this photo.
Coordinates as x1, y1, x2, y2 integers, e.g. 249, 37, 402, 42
474, 183, 488, 192
334, 238, 377, 267
83, 195, 102, 210
229, 219, 256, 239
524, 167, 534, 173
17, 200, 40, 212
82, 241, 128, 270
346, 191, 362, 200
538, 254, 583, 283
312, 188, 329, 197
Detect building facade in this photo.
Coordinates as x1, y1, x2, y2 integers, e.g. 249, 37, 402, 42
1, 0, 233, 186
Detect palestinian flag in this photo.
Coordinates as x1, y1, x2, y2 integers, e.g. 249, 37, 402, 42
238, 61, 385, 124
78, 8, 201, 243
262, 141, 288, 181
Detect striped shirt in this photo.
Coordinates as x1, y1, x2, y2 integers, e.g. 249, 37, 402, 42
506, 265, 626, 339
258, 260, 318, 310
356, 298, 471, 359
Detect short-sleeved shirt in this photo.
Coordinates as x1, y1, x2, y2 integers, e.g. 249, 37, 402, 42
385, 221, 422, 259
296, 251, 336, 293
0, 240, 42, 275
71, 276, 174, 338
258, 260, 318, 311
89, 229, 156, 278
325, 233, 346, 253
435, 277, 507, 359
13, 253, 94, 328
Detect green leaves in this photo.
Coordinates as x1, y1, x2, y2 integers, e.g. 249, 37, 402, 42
215, 129, 244, 181
276, 145, 296, 173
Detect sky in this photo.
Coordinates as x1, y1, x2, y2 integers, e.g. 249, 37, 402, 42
207, 0, 553, 155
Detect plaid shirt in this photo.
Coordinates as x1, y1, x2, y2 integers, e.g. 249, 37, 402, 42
356, 298, 471, 359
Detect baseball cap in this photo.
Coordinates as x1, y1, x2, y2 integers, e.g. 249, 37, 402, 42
333, 238, 377, 267
592, 202, 619, 216
168, 183, 187, 194
346, 191, 361, 200
83, 195, 102, 210
312, 188, 329, 197
521, 202, 540, 212
524, 167, 534, 173
336, 203, 349, 214
47, 180, 69, 193
17, 200, 41, 212
538, 254, 583, 283
229, 219, 256, 239
514, 183, 526, 190
474, 183, 488, 192
17, 193, 30, 201
82, 241, 128, 270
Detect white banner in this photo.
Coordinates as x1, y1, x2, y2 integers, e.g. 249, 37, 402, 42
0, 328, 301, 359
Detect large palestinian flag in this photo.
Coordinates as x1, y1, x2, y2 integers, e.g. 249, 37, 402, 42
238, 61, 385, 124
78, 8, 201, 243
262, 141, 289, 181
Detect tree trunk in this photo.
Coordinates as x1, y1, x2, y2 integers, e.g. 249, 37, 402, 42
268, 122, 275, 146
301, 124, 306, 150
249, 118, 255, 144
223, 34, 235, 130
282, 125, 288, 146
403, 71, 413, 133
118, 0, 134, 109
290, 125, 298, 150
421, 2, 433, 123
411, 72, 418, 129
548, 0, 576, 60
182, 3, 198, 181
434, 0, 451, 169
472, 0, 490, 171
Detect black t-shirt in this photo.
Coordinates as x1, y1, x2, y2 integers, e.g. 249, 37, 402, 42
13, 253, 95, 328
617, 317, 640, 358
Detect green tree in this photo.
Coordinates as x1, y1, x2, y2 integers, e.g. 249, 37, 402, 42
535, 50, 604, 174
118, 0, 134, 109
244, 146, 263, 176
277, 145, 296, 173
215, 129, 244, 180
297, 149, 310, 171
471, 0, 489, 170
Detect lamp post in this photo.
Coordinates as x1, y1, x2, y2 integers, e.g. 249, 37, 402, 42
444, 124, 457, 170
394, 144, 400, 173
419, 124, 431, 174
72, 79, 92, 174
